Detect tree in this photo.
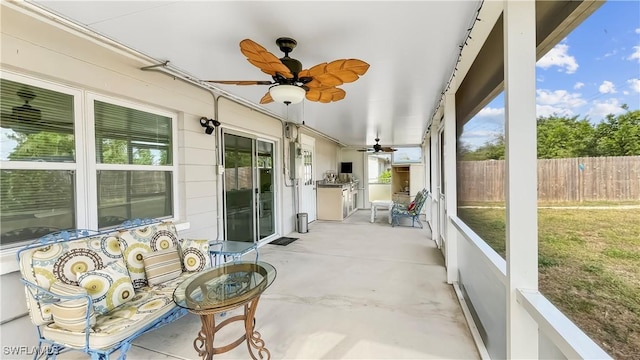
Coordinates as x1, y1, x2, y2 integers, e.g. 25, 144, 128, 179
133, 148, 153, 165
458, 109, 639, 160
378, 169, 392, 183
593, 108, 640, 156
459, 134, 505, 161
6, 131, 74, 161
536, 115, 595, 159
100, 139, 128, 164
2, 130, 75, 212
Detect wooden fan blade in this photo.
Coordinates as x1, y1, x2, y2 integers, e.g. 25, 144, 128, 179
240, 39, 293, 79
259, 91, 274, 104
205, 80, 273, 85
302, 78, 323, 88
306, 87, 346, 103
381, 147, 397, 152
357, 148, 374, 152
299, 59, 370, 88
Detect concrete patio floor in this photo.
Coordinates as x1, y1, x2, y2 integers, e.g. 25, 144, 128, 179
13, 210, 480, 359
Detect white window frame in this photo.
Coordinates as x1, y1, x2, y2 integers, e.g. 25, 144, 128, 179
85, 93, 180, 230
0, 71, 88, 238
0, 71, 85, 272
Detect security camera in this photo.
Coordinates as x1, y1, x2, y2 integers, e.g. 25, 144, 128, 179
199, 117, 220, 135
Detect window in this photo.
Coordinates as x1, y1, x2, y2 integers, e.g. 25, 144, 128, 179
1, 77, 80, 247
92, 100, 174, 228
368, 153, 392, 183
0, 74, 177, 248
302, 149, 313, 186
392, 146, 422, 164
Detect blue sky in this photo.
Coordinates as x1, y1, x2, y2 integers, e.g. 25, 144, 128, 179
461, 1, 640, 149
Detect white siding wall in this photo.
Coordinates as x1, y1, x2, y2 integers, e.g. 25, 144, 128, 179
302, 130, 339, 181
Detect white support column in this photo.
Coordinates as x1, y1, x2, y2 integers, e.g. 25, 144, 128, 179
443, 90, 458, 284
430, 121, 440, 247
504, 1, 539, 359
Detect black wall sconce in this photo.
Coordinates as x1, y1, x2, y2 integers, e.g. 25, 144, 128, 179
200, 117, 220, 135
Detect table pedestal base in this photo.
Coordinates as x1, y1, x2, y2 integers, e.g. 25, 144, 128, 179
192, 296, 270, 360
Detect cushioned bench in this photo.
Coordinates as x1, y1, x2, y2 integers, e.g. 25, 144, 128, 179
17, 219, 211, 360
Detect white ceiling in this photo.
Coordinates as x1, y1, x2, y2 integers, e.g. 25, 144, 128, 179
32, 1, 481, 147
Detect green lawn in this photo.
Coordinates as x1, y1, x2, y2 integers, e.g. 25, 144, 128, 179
457, 205, 640, 360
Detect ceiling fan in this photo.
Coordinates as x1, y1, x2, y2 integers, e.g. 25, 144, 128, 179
205, 37, 369, 105
358, 138, 397, 153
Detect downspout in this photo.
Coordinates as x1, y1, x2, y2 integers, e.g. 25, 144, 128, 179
213, 95, 223, 241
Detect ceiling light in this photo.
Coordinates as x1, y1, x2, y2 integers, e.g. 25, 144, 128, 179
269, 85, 305, 105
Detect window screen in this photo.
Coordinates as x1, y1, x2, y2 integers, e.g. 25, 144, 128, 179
0, 79, 76, 247
94, 100, 174, 228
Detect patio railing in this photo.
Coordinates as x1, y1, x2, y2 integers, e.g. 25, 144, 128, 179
450, 216, 612, 360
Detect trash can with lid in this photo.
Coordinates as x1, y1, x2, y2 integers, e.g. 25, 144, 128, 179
297, 213, 308, 233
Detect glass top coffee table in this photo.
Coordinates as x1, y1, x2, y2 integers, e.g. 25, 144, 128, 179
173, 261, 276, 360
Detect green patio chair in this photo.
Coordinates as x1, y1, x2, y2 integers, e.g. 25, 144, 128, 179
391, 189, 429, 228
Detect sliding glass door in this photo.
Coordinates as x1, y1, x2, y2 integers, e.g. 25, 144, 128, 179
223, 132, 275, 242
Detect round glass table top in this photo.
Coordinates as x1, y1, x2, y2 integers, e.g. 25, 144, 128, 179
173, 261, 276, 312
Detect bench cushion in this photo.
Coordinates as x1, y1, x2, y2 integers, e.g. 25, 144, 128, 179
78, 259, 135, 315
42, 289, 178, 350
25, 233, 122, 324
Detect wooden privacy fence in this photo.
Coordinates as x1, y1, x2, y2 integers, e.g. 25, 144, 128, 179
457, 156, 640, 202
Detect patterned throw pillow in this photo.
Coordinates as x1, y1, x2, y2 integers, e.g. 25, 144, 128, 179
407, 201, 416, 211
142, 247, 182, 286
117, 222, 179, 289
178, 239, 211, 272
31, 234, 123, 289
77, 260, 135, 315
49, 281, 96, 332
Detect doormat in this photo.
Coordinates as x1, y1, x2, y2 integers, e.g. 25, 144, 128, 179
269, 237, 299, 246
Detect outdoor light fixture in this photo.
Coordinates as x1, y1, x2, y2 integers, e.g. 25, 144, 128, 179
199, 117, 220, 135
269, 85, 306, 105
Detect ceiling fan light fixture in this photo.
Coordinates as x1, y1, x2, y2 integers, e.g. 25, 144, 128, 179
269, 84, 305, 105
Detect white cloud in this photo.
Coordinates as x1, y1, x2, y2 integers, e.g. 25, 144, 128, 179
636, 28, 640, 34
603, 49, 618, 58
629, 45, 640, 62
536, 89, 586, 107
598, 80, 617, 94
477, 107, 505, 117
537, 43, 579, 74
536, 89, 586, 117
628, 78, 640, 92
574, 82, 585, 89
587, 99, 625, 120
